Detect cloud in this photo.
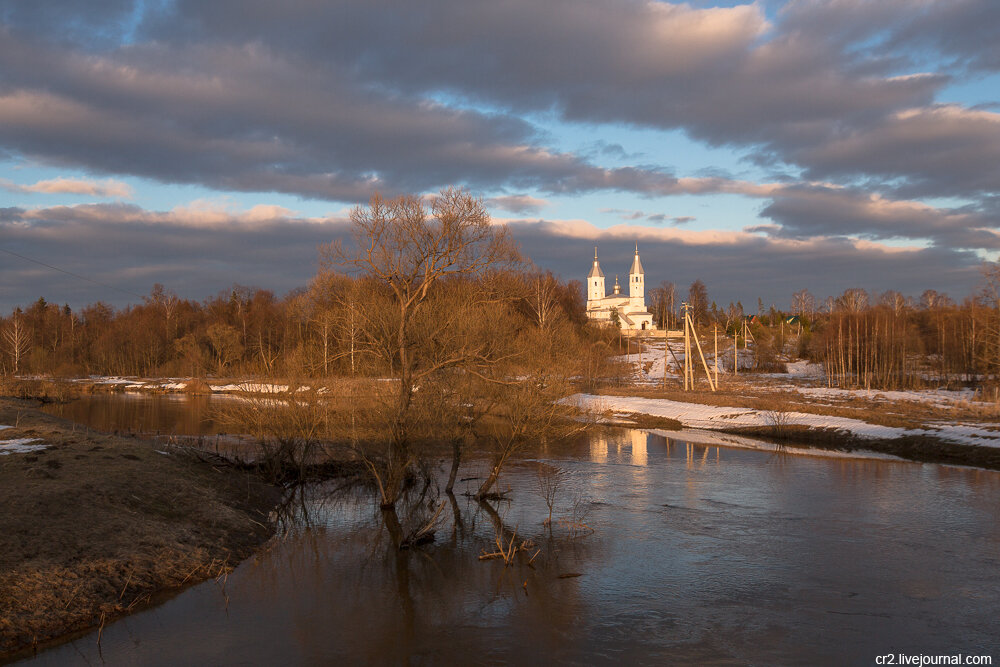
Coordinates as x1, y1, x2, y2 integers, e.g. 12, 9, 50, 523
0, 202, 349, 312
144, 0, 950, 172
16, 200, 307, 228
0, 202, 986, 313
761, 185, 1000, 250
605, 210, 697, 225
485, 194, 548, 214
883, 0, 1000, 72
601, 208, 645, 221
0, 33, 792, 203
503, 217, 983, 305
0, 28, 825, 203
0, 177, 132, 197
0, 0, 980, 203
790, 105, 1000, 199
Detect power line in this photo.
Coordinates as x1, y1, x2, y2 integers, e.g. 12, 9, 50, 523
1, 247, 147, 301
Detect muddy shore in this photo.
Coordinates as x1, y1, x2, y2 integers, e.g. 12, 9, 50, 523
0, 398, 281, 662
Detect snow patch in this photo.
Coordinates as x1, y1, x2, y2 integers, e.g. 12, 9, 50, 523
796, 387, 976, 408
84, 376, 144, 385
210, 383, 289, 394
783, 360, 824, 378
0, 438, 47, 455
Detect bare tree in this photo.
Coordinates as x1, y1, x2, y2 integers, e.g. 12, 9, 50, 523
837, 288, 869, 313
206, 322, 243, 373
473, 375, 574, 500
978, 263, 1000, 378
322, 188, 521, 508
530, 272, 561, 331
688, 280, 709, 326
879, 290, 910, 317
791, 289, 815, 318
920, 289, 953, 310
650, 281, 676, 329
662, 281, 676, 329
2, 313, 31, 375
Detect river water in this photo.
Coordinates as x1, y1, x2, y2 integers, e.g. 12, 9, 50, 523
24, 395, 1000, 664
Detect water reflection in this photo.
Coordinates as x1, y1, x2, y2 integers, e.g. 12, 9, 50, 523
20, 423, 1000, 665
39, 393, 226, 436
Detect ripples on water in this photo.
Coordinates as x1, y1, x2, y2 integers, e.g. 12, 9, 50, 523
26, 396, 1000, 665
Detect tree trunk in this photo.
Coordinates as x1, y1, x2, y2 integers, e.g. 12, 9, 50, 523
446, 439, 462, 493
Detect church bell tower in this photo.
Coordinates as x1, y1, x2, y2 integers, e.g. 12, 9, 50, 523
588, 247, 605, 304
629, 243, 644, 303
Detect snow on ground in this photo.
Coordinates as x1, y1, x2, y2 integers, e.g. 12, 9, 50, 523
616, 338, 755, 384
63, 376, 309, 394
81, 376, 142, 386
209, 383, 290, 394
793, 387, 977, 408
568, 393, 1000, 449
0, 438, 47, 455
570, 393, 909, 438
782, 360, 824, 378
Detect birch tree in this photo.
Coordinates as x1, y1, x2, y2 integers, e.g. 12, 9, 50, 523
2, 313, 31, 375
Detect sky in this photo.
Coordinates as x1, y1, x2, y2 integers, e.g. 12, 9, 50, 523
2, 0, 999, 313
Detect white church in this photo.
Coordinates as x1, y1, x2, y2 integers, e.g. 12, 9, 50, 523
586, 245, 656, 330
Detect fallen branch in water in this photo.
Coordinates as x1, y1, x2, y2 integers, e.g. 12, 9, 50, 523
478, 527, 536, 566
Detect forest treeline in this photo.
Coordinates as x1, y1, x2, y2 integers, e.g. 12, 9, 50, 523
0, 274, 613, 380
4, 236, 1000, 393
645, 269, 1000, 390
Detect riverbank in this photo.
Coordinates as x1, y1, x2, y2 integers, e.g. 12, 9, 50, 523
0, 398, 281, 662
571, 388, 1000, 470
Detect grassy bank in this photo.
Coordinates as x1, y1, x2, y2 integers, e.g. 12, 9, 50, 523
0, 398, 281, 662
715, 425, 1000, 470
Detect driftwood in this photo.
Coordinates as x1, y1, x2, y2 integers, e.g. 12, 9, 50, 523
478, 526, 536, 566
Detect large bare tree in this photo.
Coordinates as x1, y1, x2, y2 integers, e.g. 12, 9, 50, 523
322, 188, 521, 507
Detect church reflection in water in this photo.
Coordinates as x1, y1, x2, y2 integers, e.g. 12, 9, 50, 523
588, 428, 722, 467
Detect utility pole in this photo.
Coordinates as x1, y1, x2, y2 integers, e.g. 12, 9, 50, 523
714, 324, 719, 388
682, 302, 691, 390
687, 308, 717, 392
733, 321, 738, 375
662, 336, 667, 389
637, 330, 642, 382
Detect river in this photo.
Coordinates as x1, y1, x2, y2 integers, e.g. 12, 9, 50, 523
23, 394, 1000, 664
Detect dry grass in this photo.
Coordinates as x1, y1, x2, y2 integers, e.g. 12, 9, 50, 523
0, 398, 280, 661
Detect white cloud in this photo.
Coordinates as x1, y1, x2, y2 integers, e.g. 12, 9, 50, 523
0, 176, 132, 197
